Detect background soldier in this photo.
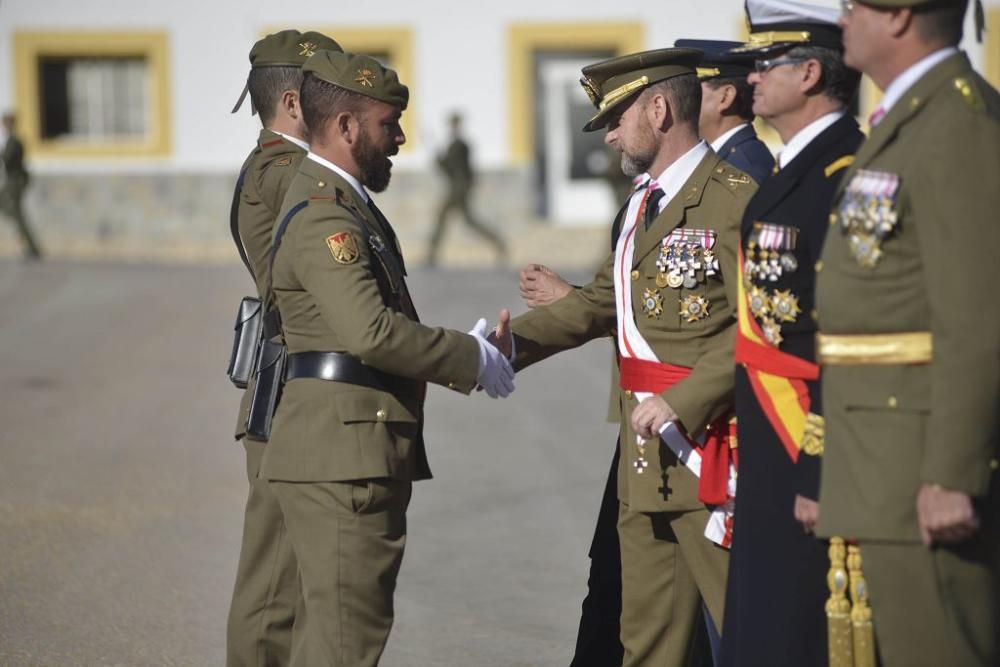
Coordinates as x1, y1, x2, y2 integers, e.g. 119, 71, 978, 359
717, 2, 864, 665
506, 48, 756, 666
225, 29, 342, 667
0, 112, 42, 260
263, 50, 514, 666
817, 0, 998, 664
427, 112, 507, 267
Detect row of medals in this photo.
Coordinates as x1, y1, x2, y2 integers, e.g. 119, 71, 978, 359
642, 240, 719, 323
839, 192, 899, 268
744, 240, 801, 347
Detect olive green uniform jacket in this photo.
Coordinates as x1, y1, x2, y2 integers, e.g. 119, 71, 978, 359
233, 130, 306, 440
511, 150, 756, 512
816, 52, 1000, 541
261, 157, 480, 483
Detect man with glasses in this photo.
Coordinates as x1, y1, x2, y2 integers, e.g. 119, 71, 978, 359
816, 0, 998, 664
717, 2, 864, 665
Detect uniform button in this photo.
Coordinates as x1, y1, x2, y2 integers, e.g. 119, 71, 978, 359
624, 389, 633, 398
887, 396, 898, 409
447, 381, 457, 390
811, 309, 819, 322
828, 213, 837, 227
376, 408, 387, 421
317, 180, 326, 187
815, 260, 824, 273
990, 459, 999, 471
631, 270, 640, 281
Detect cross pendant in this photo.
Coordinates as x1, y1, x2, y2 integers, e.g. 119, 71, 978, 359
633, 457, 648, 474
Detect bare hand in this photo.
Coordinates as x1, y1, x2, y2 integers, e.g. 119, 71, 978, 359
917, 483, 979, 547
487, 308, 512, 359
519, 264, 572, 308
794, 495, 820, 534
630, 395, 678, 440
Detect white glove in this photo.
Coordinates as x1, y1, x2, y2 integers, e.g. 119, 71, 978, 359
468, 318, 516, 398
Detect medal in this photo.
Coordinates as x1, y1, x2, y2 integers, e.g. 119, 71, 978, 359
840, 170, 901, 267
667, 272, 684, 289
771, 289, 801, 323
633, 438, 648, 475
679, 294, 710, 323
848, 232, 883, 269
683, 274, 698, 290
780, 252, 798, 273
642, 288, 664, 318
656, 272, 669, 288
761, 317, 783, 347
748, 285, 771, 319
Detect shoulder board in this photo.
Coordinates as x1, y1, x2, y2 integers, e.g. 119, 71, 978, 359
824, 155, 855, 178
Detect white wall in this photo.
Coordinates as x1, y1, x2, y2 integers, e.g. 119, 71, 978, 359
0, 0, 994, 173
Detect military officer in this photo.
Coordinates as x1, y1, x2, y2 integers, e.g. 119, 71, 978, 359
507, 48, 756, 666
817, 0, 999, 664
715, 3, 865, 665
262, 50, 514, 667
226, 29, 342, 667
675, 38, 776, 185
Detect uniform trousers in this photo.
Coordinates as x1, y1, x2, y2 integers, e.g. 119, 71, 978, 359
618, 501, 728, 667
226, 438, 299, 667
270, 478, 410, 667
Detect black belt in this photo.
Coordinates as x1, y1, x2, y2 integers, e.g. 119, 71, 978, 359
284, 351, 399, 392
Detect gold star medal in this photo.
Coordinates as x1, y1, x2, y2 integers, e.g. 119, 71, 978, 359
326, 231, 360, 264
355, 68, 376, 88
848, 232, 883, 268
771, 289, 801, 323
679, 294, 710, 323
761, 317, 783, 346
642, 288, 664, 318
747, 285, 771, 319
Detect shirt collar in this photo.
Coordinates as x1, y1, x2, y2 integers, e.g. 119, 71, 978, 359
779, 110, 845, 168
273, 131, 309, 152
709, 123, 751, 154
306, 152, 369, 203
648, 140, 709, 213
879, 47, 958, 115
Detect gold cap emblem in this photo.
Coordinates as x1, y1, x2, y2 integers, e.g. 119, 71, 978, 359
299, 41, 318, 57
580, 76, 601, 106
355, 68, 376, 88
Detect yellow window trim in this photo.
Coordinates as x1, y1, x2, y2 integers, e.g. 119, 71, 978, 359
987, 8, 1000, 90
507, 22, 644, 165
272, 26, 416, 152
13, 31, 171, 159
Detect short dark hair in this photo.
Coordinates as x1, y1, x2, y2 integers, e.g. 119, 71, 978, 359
787, 45, 861, 108
247, 66, 303, 126
913, 0, 966, 46
704, 76, 755, 122
642, 73, 702, 128
299, 72, 371, 143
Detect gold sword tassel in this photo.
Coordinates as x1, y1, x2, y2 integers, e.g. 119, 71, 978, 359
848, 544, 876, 667
827, 537, 854, 667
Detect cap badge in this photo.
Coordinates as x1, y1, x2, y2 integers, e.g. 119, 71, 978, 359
580, 76, 601, 106
299, 41, 318, 57
355, 68, 376, 88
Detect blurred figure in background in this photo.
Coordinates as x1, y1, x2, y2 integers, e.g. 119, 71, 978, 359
0, 112, 42, 260
427, 112, 507, 267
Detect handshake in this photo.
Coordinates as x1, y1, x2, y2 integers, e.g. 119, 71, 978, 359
468, 308, 515, 398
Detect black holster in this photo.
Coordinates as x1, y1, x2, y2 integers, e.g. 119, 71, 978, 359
245, 338, 286, 441
227, 297, 263, 388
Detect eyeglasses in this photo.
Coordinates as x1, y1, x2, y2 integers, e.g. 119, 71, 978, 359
753, 57, 807, 75
841, 0, 856, 13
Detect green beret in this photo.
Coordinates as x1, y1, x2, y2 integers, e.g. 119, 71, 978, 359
579, 48, 702, 132
233, 30, 342, 114
302, 50, 409, 110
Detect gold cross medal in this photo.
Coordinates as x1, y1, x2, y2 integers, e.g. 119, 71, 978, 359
762, 316, 783, 346
633, 440, 649, 475
642, 288, 664, 318
679, 294, 709, 323
748, 285, 771, 319
770, 289, 801, 323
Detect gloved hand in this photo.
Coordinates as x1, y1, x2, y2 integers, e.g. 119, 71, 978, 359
468, 318, 516, 398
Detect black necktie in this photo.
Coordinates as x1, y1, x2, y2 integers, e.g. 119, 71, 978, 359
365, 198, 407, 276
644, 187, 665, 230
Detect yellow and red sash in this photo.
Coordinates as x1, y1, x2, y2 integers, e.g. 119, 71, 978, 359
735, 247, 819, 462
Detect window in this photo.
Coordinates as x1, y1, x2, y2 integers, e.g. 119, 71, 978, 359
13, 31, 170, 158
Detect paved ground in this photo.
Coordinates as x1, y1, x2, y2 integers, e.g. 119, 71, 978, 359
0, 259, 618, 667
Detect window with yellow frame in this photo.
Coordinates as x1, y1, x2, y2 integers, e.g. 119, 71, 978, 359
507, 23, 644, 166
13, 31, 170, 159
986, 7, 1000, 90
276, 27, 415, 152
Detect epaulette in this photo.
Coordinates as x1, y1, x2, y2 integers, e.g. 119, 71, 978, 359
953, 77, 983, 111
824, 155, 854, 178
712, 163, 753, 191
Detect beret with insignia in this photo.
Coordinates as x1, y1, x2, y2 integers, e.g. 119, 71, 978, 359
303, 50, 409, 111
579, 47, 702, 132
233, 29, 342, 114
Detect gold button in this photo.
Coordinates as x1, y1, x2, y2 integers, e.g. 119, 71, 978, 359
376, 408, 387, 421
811, 309, 819, 322
814, 260, 824, 273
624, 389, 633, 398
447, 381, 457, 390
990, 459, 998, 471
828, 213, 837, 227
887, 396, 898, 409
631, 270, 640, 281
317, 180, 326, 187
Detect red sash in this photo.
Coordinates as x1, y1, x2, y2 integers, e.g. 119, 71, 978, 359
618, 357, 735, 506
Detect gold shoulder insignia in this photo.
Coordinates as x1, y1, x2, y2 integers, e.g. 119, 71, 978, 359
326, 231, 360, 264
954, 77, 983, 111
824, 155, 854, 178
274, 156, 292, 167
725, 172, 752, 188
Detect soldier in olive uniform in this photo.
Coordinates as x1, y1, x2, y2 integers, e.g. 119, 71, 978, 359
716, 3, 865, 665
226, 30, 342, 667
508, 48, 757, 666
263, 50, 514, 667
427, 112, 507, 267
0, 112, 42, 259
817, 1, 999, 664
